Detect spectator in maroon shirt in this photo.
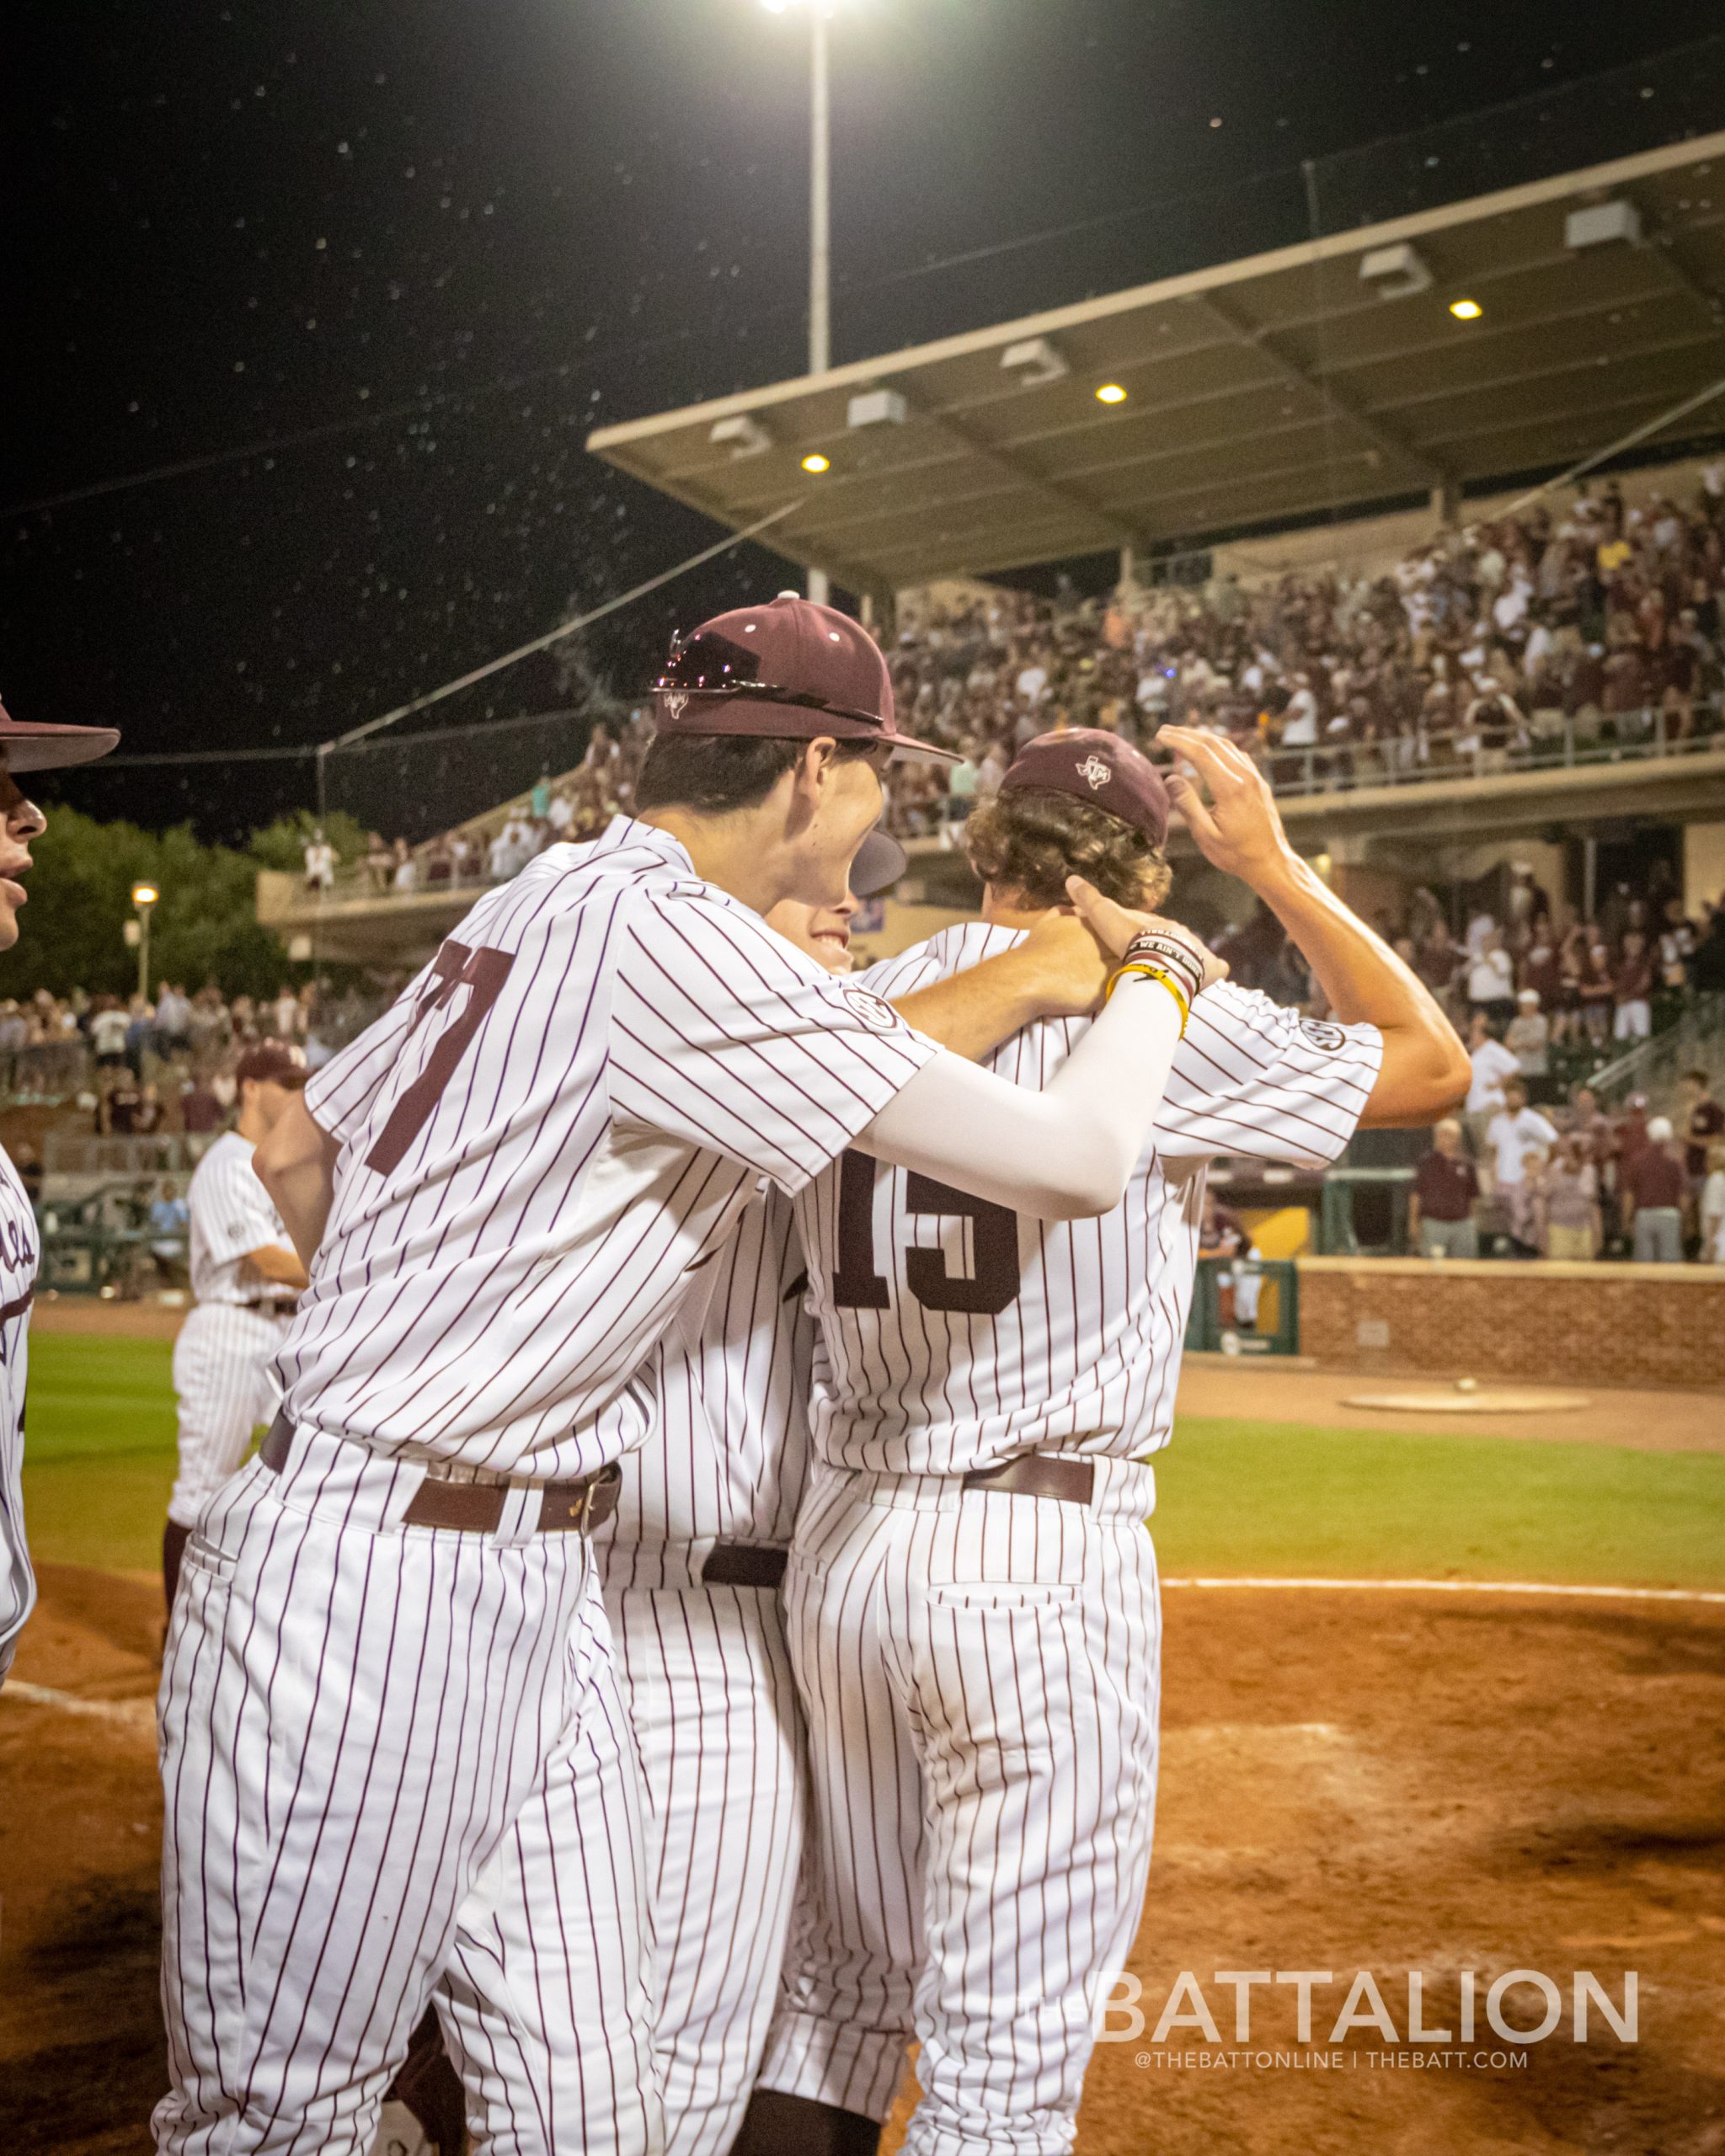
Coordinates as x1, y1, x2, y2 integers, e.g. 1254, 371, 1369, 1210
1626, 1117, 1685, 1262
1680, 1069, 1725, 1182
1409, 1118, 1480, 1260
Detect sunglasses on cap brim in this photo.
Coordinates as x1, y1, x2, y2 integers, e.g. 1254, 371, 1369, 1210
654, 628, 884, 733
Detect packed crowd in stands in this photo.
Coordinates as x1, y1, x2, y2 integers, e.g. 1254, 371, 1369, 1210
299, 468, 1725, 898
0, 979, 396, 1135
877, 466, 1725, 835
1216, 858, 1725, 1060
1409, 1061, 1725, 1267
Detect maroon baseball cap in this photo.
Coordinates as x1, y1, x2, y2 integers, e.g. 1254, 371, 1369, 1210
236, 1040, 308, 1091
0, 695, 119, 774
654, 594, 960, 765
1001, 728, 1172, 847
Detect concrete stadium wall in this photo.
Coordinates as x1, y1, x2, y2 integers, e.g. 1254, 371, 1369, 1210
1297, 1256, 1725, 1391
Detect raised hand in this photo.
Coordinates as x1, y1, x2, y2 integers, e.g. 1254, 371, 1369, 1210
1158, 724, 1297, 889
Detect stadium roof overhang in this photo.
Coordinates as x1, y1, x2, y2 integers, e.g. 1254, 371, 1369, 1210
586, 132, 1725, 597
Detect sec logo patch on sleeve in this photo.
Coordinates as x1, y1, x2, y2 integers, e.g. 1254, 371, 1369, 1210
1299, 1018, 1348, 1052
842, 986, 902, 1034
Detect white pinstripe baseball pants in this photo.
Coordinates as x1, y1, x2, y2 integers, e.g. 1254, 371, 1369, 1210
168, 1304, 290, 1529
155, 1427, 660, 2156
761, 1459, 1162, 2156
606, 1563, 805, 2156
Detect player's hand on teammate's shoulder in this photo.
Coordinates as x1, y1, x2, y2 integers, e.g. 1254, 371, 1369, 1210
1158, 723, 1297, 888
1010, 908, 1117, 1017
1063, 878, 1227, 995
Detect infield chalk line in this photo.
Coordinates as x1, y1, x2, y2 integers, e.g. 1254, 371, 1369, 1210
1163, 1576, 1725, 1606
0, 1679, 157, 1726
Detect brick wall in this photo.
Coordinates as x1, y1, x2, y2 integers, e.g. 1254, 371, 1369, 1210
1297, 1257, 1725, 1390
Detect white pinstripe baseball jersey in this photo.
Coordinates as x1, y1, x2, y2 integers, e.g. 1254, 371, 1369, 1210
599, 1186, 812, 1580
794, 922, 1381, 1474
277, 817, 932, 1481
0, 1150, 37, 1683
185, 1131, 291, 1304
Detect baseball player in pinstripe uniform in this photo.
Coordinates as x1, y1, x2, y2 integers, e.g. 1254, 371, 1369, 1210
740, 726, 1469, 2155
162, 1041, 310, 1612
0, 696, 120, 1691
152, 595, 1217, 2156
591, 824, 1114, 2156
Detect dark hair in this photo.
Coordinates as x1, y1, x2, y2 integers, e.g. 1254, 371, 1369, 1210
964, 787, 1171, 910
633, 731, 873, 816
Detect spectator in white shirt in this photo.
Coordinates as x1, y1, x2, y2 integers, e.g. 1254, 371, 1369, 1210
302, 829, 337, 891
1504, 989, 1551, 1089
1486, 1078, 1559, 1250
1466, 1012, 1520, 1149
1466, 928, 1516, 1022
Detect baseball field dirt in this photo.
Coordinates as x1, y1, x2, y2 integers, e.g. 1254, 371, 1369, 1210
6, 1565, 1722, 2155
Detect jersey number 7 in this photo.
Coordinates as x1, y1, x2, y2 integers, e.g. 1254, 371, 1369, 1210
830, 1149, 1021, 1315
365, 940, 515, 1176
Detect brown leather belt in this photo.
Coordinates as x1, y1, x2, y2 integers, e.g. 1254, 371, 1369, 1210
702, 1542, 789, 1589
259, 1411, 621, 1535
960, 1454, 1096, 1506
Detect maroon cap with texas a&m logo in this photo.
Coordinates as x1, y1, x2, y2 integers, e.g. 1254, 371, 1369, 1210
1000, 727, 1172, 847
654, 593, 959, 765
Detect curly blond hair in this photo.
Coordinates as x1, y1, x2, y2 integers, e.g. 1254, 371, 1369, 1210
964, 787, 1172, 910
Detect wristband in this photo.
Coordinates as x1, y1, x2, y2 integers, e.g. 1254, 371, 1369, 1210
1118, 928, 1205, 1008
1103, 962, 1190, 1034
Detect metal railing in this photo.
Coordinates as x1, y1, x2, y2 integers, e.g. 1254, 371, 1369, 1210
1252, 701, 1723, 800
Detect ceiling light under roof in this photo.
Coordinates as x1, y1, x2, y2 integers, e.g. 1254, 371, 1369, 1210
1449, 297, 1482, 320
1095, 382, 1128, 405
801, 452, 831, 473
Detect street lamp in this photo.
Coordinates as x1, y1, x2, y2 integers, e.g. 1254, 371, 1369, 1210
130, 881, 158, 1001
761, 0, 836, 603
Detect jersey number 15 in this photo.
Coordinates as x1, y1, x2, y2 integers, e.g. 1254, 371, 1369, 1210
830, 1150, 1021, 1315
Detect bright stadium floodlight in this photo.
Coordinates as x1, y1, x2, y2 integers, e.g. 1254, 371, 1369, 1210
1449, 298, 1482, 320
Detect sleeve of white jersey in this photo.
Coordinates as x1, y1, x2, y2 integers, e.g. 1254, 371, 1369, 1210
610, 892, 937, 1194
1156, 981, 1382, 1168
198, 1148, 289, 1266
302, 976, 426, 1146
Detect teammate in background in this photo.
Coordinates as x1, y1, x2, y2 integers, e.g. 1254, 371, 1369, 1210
593, 830, 898, 2156
161, 1042, 310, 1610
155, 596, 1215, 2156
740, 724, 1468, 2156
0, 696, 120, 1689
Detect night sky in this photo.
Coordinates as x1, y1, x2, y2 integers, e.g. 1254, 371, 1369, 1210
3, 0, 1717, 840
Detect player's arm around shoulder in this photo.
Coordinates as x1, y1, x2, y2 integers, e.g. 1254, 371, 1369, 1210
884, 914, 1114, 1063
1160, 725, 1471, 1127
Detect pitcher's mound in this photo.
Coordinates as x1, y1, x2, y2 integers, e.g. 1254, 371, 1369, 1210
1342, 1380, 1592, 1414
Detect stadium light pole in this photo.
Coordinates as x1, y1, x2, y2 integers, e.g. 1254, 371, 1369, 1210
761, 0, 834, 604
130, 882, 159, 1001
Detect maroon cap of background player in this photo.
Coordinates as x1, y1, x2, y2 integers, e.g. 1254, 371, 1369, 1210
0, 695, 119, 774
654, 593, 960, 765
236, 1040, 308, 1091
1000, 728, 1172, 848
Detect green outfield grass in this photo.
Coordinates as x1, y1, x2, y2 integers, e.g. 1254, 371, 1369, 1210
22, 1333, 180, 1572
1154, 1418, 1725, 1592
17, 1329, 1725, 1591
